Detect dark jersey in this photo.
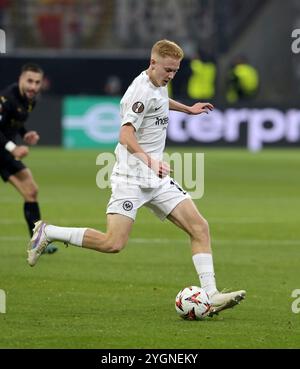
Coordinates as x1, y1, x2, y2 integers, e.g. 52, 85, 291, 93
0, 83, 36, 149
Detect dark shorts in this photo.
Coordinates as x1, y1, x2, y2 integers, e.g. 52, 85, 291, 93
0, 150, 26, 182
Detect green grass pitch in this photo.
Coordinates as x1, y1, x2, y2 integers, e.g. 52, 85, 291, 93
0, 147, 299, 348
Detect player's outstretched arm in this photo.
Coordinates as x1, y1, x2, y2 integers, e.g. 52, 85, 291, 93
169, 98, 214, 115
0, 131, 29, 159
23, 131, 40, 145
11, 145, 29, 159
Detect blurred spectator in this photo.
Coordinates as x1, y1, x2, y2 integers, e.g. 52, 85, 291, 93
226, 55, 259, 103
187, 50, 216, 99
66, 9, 81, 48
104, 75, 122, 96
37, 12, 62, 48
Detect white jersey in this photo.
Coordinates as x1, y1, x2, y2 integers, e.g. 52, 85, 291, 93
112, 71, 169, 187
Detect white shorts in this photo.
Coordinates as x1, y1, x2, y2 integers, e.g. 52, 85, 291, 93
106, 176, 191, 221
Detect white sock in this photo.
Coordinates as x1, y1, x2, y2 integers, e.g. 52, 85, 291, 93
45, 225, 87, 247
192, 253, 218, 297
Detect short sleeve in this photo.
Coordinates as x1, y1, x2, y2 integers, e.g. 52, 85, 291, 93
120, 84, 150, 131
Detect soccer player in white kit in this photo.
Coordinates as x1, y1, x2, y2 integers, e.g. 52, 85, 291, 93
27, 40, 246, 315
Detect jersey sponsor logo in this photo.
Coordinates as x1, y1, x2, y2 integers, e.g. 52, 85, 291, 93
155, 116, 169, 126
132, 101, 144, 113
123, 200, 133, 211
154, 105, 162, 111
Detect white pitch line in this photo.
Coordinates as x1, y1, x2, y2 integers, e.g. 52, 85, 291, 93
0, 236, 27, 241
0, 218, 297, 225
129, 238, 300, 245
0, 236, 298, 246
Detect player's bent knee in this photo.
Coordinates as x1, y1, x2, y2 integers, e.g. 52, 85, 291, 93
25, 186, 39, 201
202, 218, 209, 233
109, 247, 122, 254
107, 244, 125, 253
106, 239, 127, 253
192, 218, 210, 239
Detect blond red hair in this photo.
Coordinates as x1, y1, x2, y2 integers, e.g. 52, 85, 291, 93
151, 39, 184, 60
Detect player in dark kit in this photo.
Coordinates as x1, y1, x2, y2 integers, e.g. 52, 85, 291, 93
0, 63, 57, 254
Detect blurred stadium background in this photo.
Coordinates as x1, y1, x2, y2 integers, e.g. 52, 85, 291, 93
0, 0, 300, 349
0, 0, 299, 150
